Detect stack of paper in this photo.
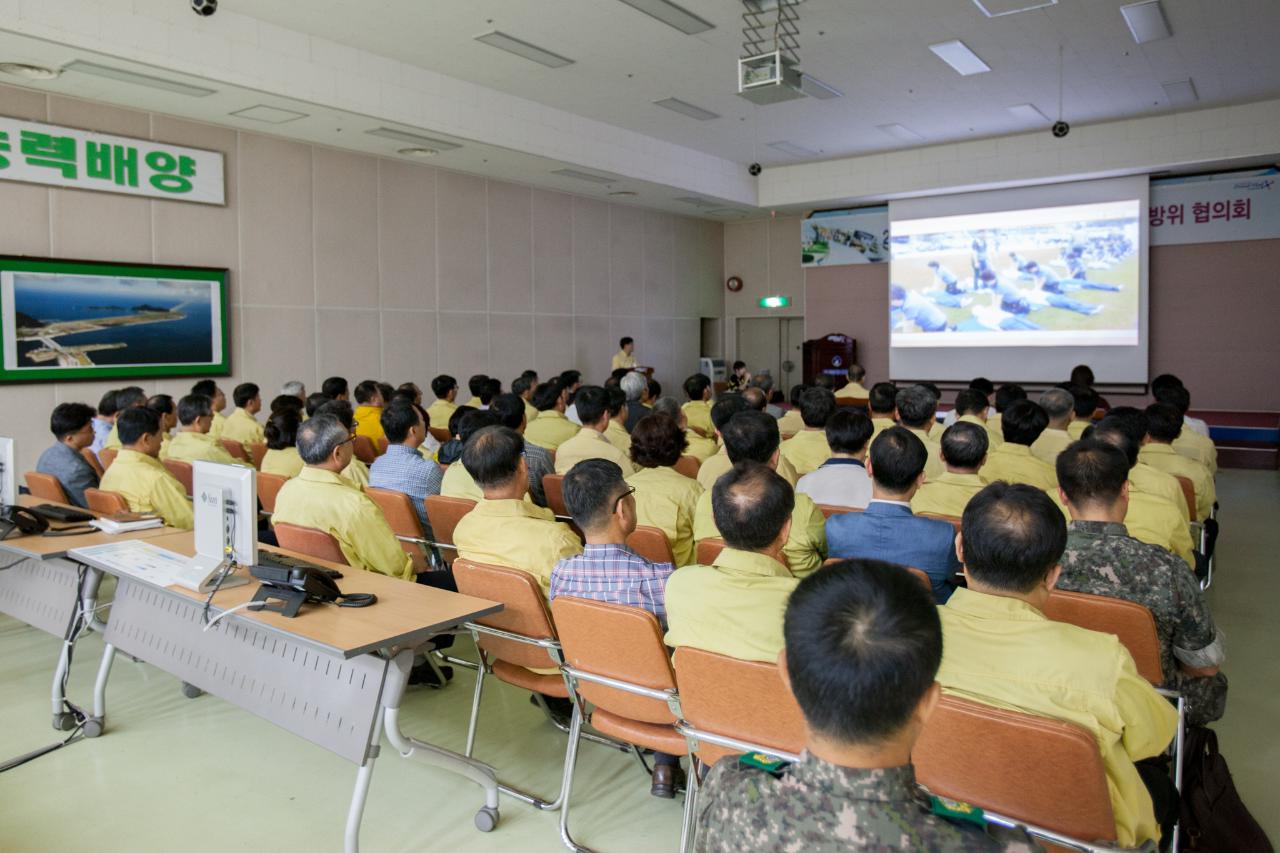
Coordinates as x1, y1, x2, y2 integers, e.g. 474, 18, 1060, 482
90, 513, 165, 534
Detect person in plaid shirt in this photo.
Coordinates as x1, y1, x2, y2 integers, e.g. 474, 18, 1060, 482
549, 457, 680, 797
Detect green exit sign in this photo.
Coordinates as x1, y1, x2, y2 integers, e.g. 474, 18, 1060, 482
759, 295, 791, 309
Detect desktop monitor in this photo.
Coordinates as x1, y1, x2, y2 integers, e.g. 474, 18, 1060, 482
0, 437, 14, 507
188, 460, 256, 591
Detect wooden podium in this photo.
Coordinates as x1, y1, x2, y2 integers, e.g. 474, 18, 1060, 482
802, 334, 856, 385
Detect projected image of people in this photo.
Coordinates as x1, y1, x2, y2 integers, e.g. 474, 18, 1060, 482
889, 200, 1140, 347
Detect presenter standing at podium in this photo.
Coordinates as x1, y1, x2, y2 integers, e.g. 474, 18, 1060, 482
612, 336, 637, 371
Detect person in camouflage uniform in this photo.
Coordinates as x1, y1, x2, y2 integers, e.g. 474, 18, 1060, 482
694, 559, 1040, 852
1056, 440, 1226, 725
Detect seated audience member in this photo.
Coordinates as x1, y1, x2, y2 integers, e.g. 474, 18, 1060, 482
90, 389, 118, 457
103, 386, 148, 450
525, 380, 579, 451
681, 373, 715, 437
695, 561, 1034, 853
941, 378, 995, 428
99, 408, 193, 529
191, 380, 227, 440
553, 386, 634, 475
426, 374, 459, 430
146, 394, 177, 458
620, 371, 652, 432
694, 411, 827, 577
894, 385, 944, 481
281, 380, 307, 405
260, 409, 305, 477
1141, 403, 1215, 521
777, 384, 807, 436
664, 463, 800, 662
979, 400, 1057, 490
487, 393, 553, 506
626, 413, 704, 566
163, 394, 240, 465
951, 388, 992, 430
479, 377, 502, 410
1030, 387, 1075, 466
461, 374, 487, 408
725, 360, 750, 393
1071, 363, 1110, 411
271, 414, 413, 580
316, 400, 370, 489
221, 382, 265, 453
1068, 384, 1099, 439
560, 370, 584, 425
1100, 408, 1188, 522
512, 374, 539, 425
652, 395, 715, 462
321, 376, 349, 401
779, 387, 837, 476
938, 482, 1177, 847
796, 408, 873, 509
395, 382, 423, 406
36, 402, 100, 507
305, 391, 330, 418
1152, 384, 1216, 474
826, 427, 960, 603
911, 421, 989, 519
867, 381, 898, 441
740, 385, 765, 413
749, 375, 785, 419
987, 383, 1026, 448
1057, 440, 1226, 725
647, 377, 662, 402
835, 363, 869, 399
1151, 374, 1206, 436
700, 395, 801, 489
269, 394, 305, 418
352, 379, 386, 444
440, 411, 502, 500
603, 386, 633, 455
436, 405, 476, 466
452, 426, 582, 594
369, 400, 446, 542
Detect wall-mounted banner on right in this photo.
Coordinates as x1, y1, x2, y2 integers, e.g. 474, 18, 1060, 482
1150, 168, 1279, 245
801, 206, 889, 266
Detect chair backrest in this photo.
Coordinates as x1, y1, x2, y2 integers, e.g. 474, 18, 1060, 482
834, 397, 869, 412
817, 503, 862, 519
424, 495, 476, 547
376, 436, 389, 455
673, 646, 806, 765
161, 459, 194, 495
98, 448, 118, 470
429, 426, 452, 444
820, 558, 932, 591
365, 486, 429, 573
220, 439, 249, 462
256, 472, 289, 514
272, 522, 349, 565
453, 558, 559, 670
80, 448, 105, 478
541, 473, 569, 517
552, 596, 678, 725
248, 443, 268, 469
673, 455, 701, 479
918, 512, 963, 535
695, 537, 726, 565
626, 524, 676, 565
1041, 589, 1164, 685
1173, 474, 1196, 519
24, 472, 70, 503
84, 488, 129, 515
352, 434, 378, 464
914, 694, 1117, 843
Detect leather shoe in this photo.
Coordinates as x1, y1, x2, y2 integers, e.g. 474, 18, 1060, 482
650, 764, 684, 799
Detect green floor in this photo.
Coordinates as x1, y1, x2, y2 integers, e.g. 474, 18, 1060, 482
0, 470, 1276, 851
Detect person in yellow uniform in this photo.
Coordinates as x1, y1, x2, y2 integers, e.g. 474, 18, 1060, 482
425, 374, 459, 431
951, 388, 1000, 449
664, 462, 800, 662
513, 375, 540, 427
1067, 385, 1098, 440
1103, 407, 1189, 523
102, 386, 148, 451
611, 336, 637, 371
1156, 384, 1217, 474
221, 383, 265, 456
867, 382, 898, 443
524, 380, 580, 451
452, 425, 583, 595
260, 409, 306, 478
694, 411, 826, 576
314, 400, 370, 489
270, 414, 413, 580
979, 400, 1057, 491
145, 394, 177, 459
779, 387, 836, 477
603, 386, 632, 456
191, 379, 228, 442
553, 386, 634, 475
1141, 403, 1215, 522
625, 413, 704, 566
835, 363, 868, 399
163, 393, 241, 465
98, 408, 193, 529
651, 394, 717, 462
698, 396, 801, 489
986, 384, 1027, 451
937, 482, 1178, 848
681, 373, 714, 438
1031, 387, 1075, 466
911, 421, 988, 518
352, 379, 386, 445
895, 385, 944, 482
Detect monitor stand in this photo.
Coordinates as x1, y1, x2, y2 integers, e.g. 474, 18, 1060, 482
173, 553, 251, 594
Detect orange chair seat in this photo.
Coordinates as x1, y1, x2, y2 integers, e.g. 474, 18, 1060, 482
591, 708, 689, 756
491, 660, 568, 697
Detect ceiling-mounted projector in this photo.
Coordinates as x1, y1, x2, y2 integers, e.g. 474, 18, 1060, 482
737, 50, 805, 104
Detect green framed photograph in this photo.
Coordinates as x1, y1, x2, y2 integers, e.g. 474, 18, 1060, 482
0, 256, 229, 383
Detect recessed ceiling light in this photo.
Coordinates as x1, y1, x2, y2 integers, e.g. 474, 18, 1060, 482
799, 74, 843, 100
766, 140, 819, 158
552, 168, 615, 184
63, 60, 215, 97
653, 97, 720, 121
366, 127, 462, 150
230, 104, 308, 124
608, 190, 638, 197
878, 123, 925, 142
398, 147, 438, 158
1161, 79, 1198, 106
1120, 1, 1171, 44
474, 31, 574, 68
928, 40, 991, 76
0, 62, 61, 80
613, 0, 714, 35
972, 0, 1057, 16
1006, 103, 1049, 122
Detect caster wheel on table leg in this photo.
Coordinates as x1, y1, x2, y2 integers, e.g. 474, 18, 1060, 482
474, 806, 499, 832
52, 712, 76, 731
181, 682, 204, 699
83, 719, 104, 738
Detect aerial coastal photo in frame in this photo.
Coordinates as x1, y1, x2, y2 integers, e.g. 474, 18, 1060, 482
0, 257, 228, 382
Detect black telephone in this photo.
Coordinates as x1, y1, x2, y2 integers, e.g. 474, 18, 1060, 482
249, 562, 376, 618
0, 505, 49, 540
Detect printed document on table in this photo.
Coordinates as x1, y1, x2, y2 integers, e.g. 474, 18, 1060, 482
69, 540, 192, 587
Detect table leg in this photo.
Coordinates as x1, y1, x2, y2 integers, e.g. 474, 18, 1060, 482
344, 708, 384, 853
87, 642, 117, 738
81, 567, 108, 634
49, 633, 76, 732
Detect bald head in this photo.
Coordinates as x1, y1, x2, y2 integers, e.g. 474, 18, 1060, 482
711, 461, 794, 552
742, 386, 767, 411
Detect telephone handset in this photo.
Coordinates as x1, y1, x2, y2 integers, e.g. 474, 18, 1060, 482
249, 562, 376, 618
0, 505, 49, 539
